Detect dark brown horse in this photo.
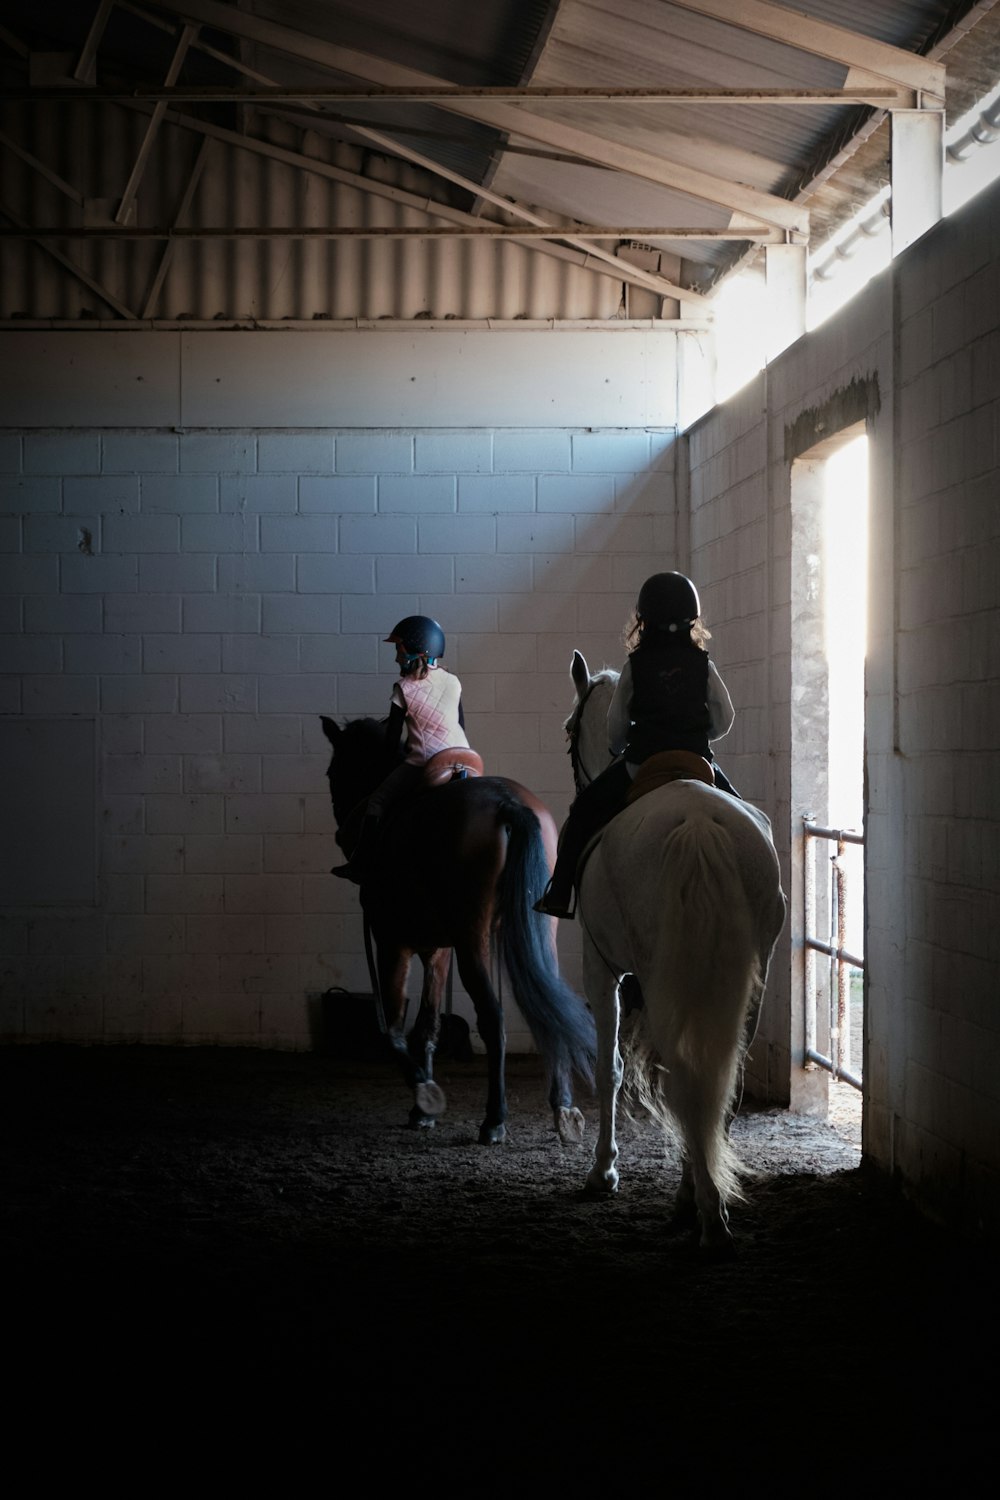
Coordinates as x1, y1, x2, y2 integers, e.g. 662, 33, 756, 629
320, 716, 596, 1145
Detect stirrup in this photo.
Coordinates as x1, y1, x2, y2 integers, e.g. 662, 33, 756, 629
533, 882, 576, 920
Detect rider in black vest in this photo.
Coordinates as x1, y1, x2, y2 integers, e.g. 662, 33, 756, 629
625, 635, 712, 762
534, 572, 740, 920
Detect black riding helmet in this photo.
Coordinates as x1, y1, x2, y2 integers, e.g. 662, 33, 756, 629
384, 615, 446, 663
636, 572, 700, 631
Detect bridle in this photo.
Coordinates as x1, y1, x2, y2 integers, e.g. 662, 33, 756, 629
565, 680, 596, 792
563, 673, 629, 986
565, 677, 614, 794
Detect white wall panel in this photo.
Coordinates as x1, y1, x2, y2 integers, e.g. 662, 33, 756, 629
178, 329, 676, 428
0, 334, 181, 427
0, 328, 678, 430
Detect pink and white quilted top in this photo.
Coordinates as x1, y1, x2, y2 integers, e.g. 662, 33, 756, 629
396, 669, 469, 764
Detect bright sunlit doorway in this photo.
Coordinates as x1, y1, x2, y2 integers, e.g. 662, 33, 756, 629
790, 428, 868, 1140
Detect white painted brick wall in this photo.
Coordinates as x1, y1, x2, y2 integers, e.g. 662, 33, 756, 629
2, 412, 677, 1052
684, 181, 1000, 1235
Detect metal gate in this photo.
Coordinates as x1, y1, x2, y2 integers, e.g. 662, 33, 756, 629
803, 818, 864, 1091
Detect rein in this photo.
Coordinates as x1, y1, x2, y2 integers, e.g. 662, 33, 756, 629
565, 671, 631, 985
566, 679, 606, 793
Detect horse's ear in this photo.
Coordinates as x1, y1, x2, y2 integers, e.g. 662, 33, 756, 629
571, 649, 590, 696
320, 715, 340, 744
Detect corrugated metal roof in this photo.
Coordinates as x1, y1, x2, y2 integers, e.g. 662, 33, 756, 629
1, 0, 998, 318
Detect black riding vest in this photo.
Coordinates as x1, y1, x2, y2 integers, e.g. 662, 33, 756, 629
625, 640, 713, 764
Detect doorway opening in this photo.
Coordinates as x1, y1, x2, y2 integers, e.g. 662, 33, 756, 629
790, 427, 868, 1139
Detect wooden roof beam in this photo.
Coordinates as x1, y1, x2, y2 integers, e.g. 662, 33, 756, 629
0, 199, 138, 318
74, 0, 117, 83
10, 85, 920, 106
0, 224, 782, 242
148, 0, 808, 236
669, 0, 946, 105
134, 103, 715, 307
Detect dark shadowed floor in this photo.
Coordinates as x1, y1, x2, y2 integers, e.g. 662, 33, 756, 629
1, 1044, 991, 1482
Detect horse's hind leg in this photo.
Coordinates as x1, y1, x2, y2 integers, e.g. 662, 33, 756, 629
583, 948, 623, 1195
671, 1159, 698, 1233
454, 941, 506, 1146
548, 1070, 585, 1147
663, 1056, 734, 1253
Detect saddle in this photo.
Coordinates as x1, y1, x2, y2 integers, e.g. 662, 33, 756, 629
570, 750, 716, 900
625, 750, 715, 806
334, 748, 486, 883
420, 746, 485, 787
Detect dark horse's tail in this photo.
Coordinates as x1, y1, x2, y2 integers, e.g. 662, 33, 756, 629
494, 795, 596, 1088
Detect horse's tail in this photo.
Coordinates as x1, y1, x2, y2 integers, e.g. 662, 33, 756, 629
630, 814, 758, 1203
494, 797, 596, 1088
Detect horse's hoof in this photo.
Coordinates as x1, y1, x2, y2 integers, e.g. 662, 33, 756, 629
408, 1110, 437, 1130
414, 1080, 446, 1118
555, 1105, 586, 1147
698, 1221, 736, 1257
478, 1122, 507, 1146
584, 1168, 619, 1196
669, 1198, 699, 1234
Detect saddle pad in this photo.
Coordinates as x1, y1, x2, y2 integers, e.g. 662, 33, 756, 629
625, 750, 715, 805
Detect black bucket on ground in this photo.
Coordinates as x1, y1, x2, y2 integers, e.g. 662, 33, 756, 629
311, 987, 387, 1060
310, 987, 475, 1062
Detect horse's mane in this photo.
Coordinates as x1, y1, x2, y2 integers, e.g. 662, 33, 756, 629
339, 715, 386, 742
325, 715, 399, 817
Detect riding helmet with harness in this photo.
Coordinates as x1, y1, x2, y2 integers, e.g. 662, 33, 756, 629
636, 572, 700, 631
384, 615, 446, 666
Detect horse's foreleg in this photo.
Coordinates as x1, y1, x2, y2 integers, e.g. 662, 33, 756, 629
408, 949, 451, 1124
583, 947, 623, 1195
378, 946, 445, 1129
455, 942, 506, 1146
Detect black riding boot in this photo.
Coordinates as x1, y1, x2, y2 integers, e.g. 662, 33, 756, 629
533, 839, 583, 920
533, 760, 632, 919
331, 813, 381, 884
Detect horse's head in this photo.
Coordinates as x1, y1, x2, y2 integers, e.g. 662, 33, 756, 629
565, 649, 620, 794
320, 715, 395, 829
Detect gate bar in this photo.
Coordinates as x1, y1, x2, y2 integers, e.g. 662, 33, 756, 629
802, 816, 864, 1093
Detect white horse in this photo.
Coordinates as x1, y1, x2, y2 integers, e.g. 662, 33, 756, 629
565, 650, 787, 1250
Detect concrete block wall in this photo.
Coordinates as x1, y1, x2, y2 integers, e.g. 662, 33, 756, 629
687, 374, 773, 805
685, 371, 783, 1099
687, 175, 1000, 1235
889, 184, 1000, 1233
0, 414, 677, 1050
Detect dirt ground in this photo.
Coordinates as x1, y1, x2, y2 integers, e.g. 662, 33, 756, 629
1, 1041, 992, 1480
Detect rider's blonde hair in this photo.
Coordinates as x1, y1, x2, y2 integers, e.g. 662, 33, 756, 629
399, 654, 432, 681
623, 611, 711, 653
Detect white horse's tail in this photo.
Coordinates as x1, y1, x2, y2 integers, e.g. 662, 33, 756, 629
626, 814, 759, 1206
